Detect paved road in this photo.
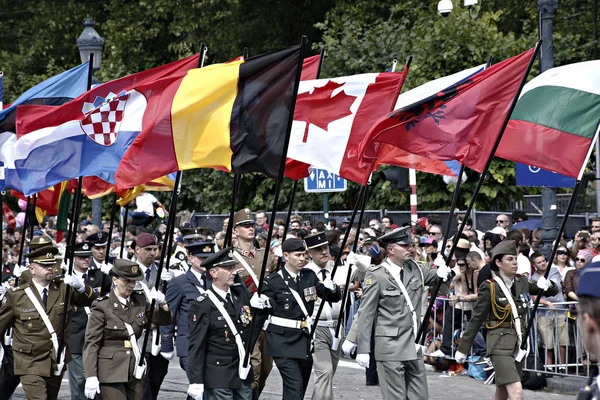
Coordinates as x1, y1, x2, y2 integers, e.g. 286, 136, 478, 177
11, 358, 578, 399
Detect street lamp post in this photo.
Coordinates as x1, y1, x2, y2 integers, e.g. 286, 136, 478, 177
77, 17, 104, 227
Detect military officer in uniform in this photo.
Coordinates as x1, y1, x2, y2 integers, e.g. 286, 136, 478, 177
187, 247, 266, 400
87, 232, 111, 273
1, 241, 17, 287
83, 259, 171, 400
575, 263, 600, 399
304, 231, 369, 400
455, 240, 558, 400
69, 242, 113, 400
0, 244, 98, 400
160, 241, 215, 376
231, 208, 277, 399
261, 238, 341, 400
353, 226, 451, 400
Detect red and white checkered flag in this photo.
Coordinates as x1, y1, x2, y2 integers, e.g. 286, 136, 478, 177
80, 93, 130, 146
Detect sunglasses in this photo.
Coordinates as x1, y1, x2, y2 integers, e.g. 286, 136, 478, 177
428, 231, 442, 235
457, 263, 467, 267
576, 258, 588, 263
556, 250, 569, 256
496, 220, 508, 224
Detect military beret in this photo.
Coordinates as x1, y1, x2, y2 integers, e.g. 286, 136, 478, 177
73, 242, 92, 257
25, 245, 58, 265
282, 238, 307, 253
110, 259, 143, 281
379, 226, 413, 245
304, 232, 328, 250
185, 241, 215, 257
577, 263, 600, 298
135, 233, 158, 248
233, 208, 254, 226
201, 247, 237, 270
86, 231, 109, 247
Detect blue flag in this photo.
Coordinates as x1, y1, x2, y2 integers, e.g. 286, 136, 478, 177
0, 62, 89, 132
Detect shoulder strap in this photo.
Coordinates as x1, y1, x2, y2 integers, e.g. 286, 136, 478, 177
123, 322, 142, 367
232, 251, 259, 287
206, 290, 251, 379
380, 262, 418, 338
277, 270, 312, 325
492, 276, 523, 346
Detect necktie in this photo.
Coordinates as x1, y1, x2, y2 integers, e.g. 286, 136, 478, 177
320, 269, 327, 281
225, 293, 235, 314
202, 273, 207, 290
42, 288, 48, 308
124, 300, 130, 310
510, 283, 516, 297
145, 267, 151, 282
400, 268, 404, 284
82, 273, 87, 283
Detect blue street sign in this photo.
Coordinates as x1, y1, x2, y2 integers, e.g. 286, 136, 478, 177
304, 168, 347, 193
516, 163, 575, 188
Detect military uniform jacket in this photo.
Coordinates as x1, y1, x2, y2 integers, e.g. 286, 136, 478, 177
262, 267, 341, 359
83, 291, 172, 383
1, 261, 17, 287
69, 270, 113, 354
0, 280, 98, 377
234, 247, 277, 292
160, 268, 208, 357
305, 260, 350, 322
357, 259, 440, 361
187, 284, 265, 389
457, 274, 559, 357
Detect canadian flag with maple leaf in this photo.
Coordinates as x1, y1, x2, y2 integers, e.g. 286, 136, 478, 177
286, 71, 407, 184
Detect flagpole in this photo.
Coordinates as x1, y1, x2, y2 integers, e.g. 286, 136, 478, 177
16, 196, 31, 268
333, 183, 369, 338
139, 44, 207, 362
415, 42, 541, 345
104, 194, 117, 263
224, 173, 242, 247
29, 194, 37, 241
310, 185, 366, 338
119, 203, 129, 258
241, 36, 308, 369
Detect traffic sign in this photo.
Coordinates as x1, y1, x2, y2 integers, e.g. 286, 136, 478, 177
304, 168, 347, 193
516, 162, 575, 188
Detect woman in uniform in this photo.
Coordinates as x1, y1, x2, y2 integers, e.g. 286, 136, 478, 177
454, 240, 558, 400
82, 259, 171, 399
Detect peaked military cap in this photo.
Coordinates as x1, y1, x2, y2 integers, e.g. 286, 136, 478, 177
379, 226, 413, 245
282, 238, 307, 253
490, 240, 517, 262
201, 247, 237, 270
186, 241, 216, 257
304, 231, 328, 250
135, 233, 158, 248
74, 242, 93, 257
111, 259, 143, 281
28, 236, 54, 251
233, 208, 254, 226
180, 227, 205, 243
86, 231, 109, 247
578, 263, 600, 298
25, 245, 58, 265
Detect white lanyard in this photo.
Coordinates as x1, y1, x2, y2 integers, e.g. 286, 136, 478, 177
381, 262, 418, 338
232, 252, 259, 288
137, 281, 159, 355
277, 270, 313, 329
206, 290, 251, 379
124, 322, 142, 368
492, 276, 524, 353
24, 287, 65, 375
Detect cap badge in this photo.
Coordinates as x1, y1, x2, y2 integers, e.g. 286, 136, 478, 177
97, 233, 102, 239
46, 253, 53, 259
83, 244, 89, 250
203, 246, 212, 253
131, 265, 138, 274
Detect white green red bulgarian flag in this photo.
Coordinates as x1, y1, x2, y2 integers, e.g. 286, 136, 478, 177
497, 60, 600, 179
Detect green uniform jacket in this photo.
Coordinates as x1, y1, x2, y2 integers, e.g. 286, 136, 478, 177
458, 274, 558, 356
0, 280, 98, 377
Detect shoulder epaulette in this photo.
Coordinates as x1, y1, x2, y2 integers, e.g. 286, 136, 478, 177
12, 283, 29, 292
196, 294, 206, 302
371, 264, 382, 271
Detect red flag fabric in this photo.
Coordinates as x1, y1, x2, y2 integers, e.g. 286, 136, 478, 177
301, 55, 320, 81
356, 48, 536, 173
286, 69, 407, 185
3, 203, 16, 229
375, 145, 460, 176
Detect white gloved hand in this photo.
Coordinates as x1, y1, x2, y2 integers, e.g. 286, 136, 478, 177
250, 293, 271, 309
536, 276, 550, 291
347, 251, 371, 272
434, 254, 451, 282
346, 251, 359, 266
187, 383, 204, 400
356, 353, 370, 368
84, 376, 100, 399
60, 260, 69, 272
100, 262, 112, 275
12, 264, 23, 278
160, 268, 174, 282
149, 288, 166, 304
323, 277, 336, 292
0, 286, 6, 297
415, 343, 427, 354
341, 339, 357, 358
454, 350, 467, 364
160, 351, 174, 360
273, 245, 283, 258
64, 274, 86, 293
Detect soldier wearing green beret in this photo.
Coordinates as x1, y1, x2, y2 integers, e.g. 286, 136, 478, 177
0, 244, 98, 400
455, 240, 559, 400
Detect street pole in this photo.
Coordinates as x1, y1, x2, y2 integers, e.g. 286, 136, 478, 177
323, 193, 329, 219
538, 0, 559, 260
595, 0, 600, 215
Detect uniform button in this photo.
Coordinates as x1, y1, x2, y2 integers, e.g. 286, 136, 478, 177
126, 351, 131, 355
216, 361, 220, 365
114, 326, 118, 329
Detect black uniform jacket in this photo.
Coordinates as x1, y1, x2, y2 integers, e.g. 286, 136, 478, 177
262, 267, 341, 359
187, 284, 266, 390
